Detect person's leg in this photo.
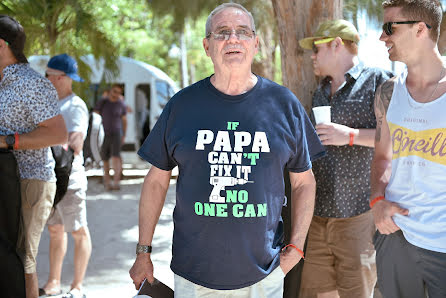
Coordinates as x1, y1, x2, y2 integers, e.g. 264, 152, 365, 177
111, 156, 122, 189
57, 187, 90, 293
417, 246, 446, 298
110, 133, 122, 189
329, 212, 376, 298
374, 230, 425, 298
41, 224, 66, 295
299, 216, 337, 298
101, 134, 112, 189
71, 226, 91, 291
24, 273, 38, 298
103, 160, 111, 189
19, 180, 55, 298
318, 290, 340, 298
248, 266, 284, 298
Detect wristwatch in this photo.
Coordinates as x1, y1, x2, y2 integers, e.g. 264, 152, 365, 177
136, 243, 152, 254
5, 134, 15, 150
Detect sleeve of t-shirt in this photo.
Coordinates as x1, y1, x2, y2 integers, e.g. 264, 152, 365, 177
121, 101, 127, 116
69, 100, 89, 138
137, 102, 177, 171
286, 100, 326, 173
94, 98, 105, 114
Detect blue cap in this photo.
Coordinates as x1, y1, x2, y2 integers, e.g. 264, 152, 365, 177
47, 54, 84, 82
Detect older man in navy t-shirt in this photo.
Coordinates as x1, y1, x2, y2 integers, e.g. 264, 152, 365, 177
129, 3, 324, 297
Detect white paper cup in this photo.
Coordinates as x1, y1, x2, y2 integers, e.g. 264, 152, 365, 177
312, 106, 331, 124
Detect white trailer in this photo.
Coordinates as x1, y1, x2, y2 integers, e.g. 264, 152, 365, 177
29, 55, 179, 155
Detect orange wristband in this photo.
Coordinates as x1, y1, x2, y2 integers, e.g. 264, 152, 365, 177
370, 196, 385, 208
349, 131, 354, 146
281, 244, 304, 259
14, 132, 19, 150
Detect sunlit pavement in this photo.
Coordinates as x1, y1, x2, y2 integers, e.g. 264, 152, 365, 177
37, 165, 176, 298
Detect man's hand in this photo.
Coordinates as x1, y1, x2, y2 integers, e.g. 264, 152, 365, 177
372, 199, 409, 234
121, 135, 126, 146
129, 254, 155, 290
279, 247, 303, 275
316, 123, 357, 146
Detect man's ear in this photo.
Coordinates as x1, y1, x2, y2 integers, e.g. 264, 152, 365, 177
203, 38, 210, 57
0, 39, 7, 50
416, 22, 429, 38
334, 37, 343, 48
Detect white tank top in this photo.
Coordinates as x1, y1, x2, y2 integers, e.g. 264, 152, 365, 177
386, 70, 446, 253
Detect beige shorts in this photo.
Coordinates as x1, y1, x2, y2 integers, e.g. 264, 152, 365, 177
47, 187, 87, 232
299, 211, 377, 298
174, 266, 285, 298
18, 179, 55, 274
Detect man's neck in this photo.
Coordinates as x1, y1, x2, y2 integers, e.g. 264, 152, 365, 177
406, 51, 443, 85
211, 69, 257, 96
58, 88, 73, 100
0, 56, 19, 80
328, 57, 356, 96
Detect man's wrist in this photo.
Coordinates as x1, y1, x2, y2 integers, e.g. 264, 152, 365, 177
370, 195, 385, 208
0, 136, 6, 149
136, 243, 152, 255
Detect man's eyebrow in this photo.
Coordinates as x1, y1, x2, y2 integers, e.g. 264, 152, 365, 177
214, 25, 251, 31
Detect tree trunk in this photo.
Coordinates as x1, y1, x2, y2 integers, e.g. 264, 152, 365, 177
272, 0, 342, 111
252, 25, 277, 80
271, 1, 342, 298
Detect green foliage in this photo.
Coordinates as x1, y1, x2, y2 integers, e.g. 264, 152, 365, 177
0, 0, 120, 100
343, 0, 383, 29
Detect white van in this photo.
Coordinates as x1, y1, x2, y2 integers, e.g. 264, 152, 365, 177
29, 55, 179, 156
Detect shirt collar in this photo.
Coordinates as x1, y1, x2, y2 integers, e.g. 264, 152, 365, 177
344, 60, 364, 81
1, 63, 27, 81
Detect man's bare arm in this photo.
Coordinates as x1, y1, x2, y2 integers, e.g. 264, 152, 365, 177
130, 166, 171, 288
371, 78, 408, 234
374, 79, 394, 143
0, 115, 68, 149
121, 115, 127, 144
68, 132, 84, 155
280, 169, 316, 274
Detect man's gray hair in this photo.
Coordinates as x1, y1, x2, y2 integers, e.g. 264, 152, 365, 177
205, 3, 256, 37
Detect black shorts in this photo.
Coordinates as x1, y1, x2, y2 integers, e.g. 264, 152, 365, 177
101, 133, 122, 160
374, 230, 446, 298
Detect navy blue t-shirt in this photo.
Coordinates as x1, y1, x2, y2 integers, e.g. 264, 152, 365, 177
138, 75, 324, 290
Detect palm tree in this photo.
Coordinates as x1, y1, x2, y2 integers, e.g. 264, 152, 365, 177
148, 0, 279, 82
0, 0, 119, 86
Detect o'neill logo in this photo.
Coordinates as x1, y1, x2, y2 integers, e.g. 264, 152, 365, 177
389, 122, 446, 166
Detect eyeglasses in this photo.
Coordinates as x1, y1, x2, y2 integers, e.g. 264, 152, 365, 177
312, 37, 344, 54
45, 72, 65, 78
206, 28, 255, 41
382, 21, 432, 36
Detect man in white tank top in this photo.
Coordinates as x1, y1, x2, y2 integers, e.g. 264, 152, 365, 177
371, 1, 446, 297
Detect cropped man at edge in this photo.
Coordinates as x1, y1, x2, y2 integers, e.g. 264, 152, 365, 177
0, 15, 67, 298
371, 0, 446, 297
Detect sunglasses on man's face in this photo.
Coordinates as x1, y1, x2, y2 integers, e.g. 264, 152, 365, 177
45, 72, 65, 78
382, 21, 432, 36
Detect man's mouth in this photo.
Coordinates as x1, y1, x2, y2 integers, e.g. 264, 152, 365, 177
225, 49, 242, 55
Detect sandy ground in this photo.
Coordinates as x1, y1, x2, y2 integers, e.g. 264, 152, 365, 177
36, 173, 176, 298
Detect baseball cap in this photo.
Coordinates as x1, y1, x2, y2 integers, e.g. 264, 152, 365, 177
47, 54, 84, 82
0, 15, 28, 63
299, 19, 360, 50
